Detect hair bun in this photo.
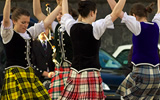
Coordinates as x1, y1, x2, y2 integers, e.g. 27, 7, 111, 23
11, 7, 17, 13
78, 1, 87, 10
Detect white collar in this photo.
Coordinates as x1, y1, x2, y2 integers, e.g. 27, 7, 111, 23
17, 31, 31, 39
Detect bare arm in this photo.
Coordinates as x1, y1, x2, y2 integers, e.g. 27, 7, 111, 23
157, 0, 160, 13
43, 5, 62, 29
62, 0, 69, 15
33, 0, 46, 21
3, 0, 11, 27
109, 0, 126, 22
107, 0, 124, 19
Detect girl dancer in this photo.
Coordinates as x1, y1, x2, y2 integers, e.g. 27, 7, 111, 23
33, 0, 78, 99
107, 0, 160, 99
58, 0, 126, 99
0, 0, 61, 99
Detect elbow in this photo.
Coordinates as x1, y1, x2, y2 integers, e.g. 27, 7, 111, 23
2, 19, 10, 27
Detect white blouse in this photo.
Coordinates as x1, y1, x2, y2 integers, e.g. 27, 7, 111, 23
121, 12, 160, 36
1, 19, 45, 44
60, 14, 114, 40
51, 21, 58, 33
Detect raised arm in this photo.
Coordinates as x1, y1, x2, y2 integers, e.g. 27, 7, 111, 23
43, 2, 62, 29
33, 0, 46, 21
107, 0, 116, 10
62, 0, 68, 15
109, 0, 126, 22
157, 0, 160, 13
3, 0, 11, 27
107, 0, 124, 19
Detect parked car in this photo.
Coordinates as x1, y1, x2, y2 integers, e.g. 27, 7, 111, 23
112, 44, 132, 67
99, 49, 130, 100
112, 44, 160, 67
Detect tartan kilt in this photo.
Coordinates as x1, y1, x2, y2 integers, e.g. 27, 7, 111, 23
0, 67, 51, 100
58, 69, 106, 100
116, 65, 160, 100
48, 61, 71, 100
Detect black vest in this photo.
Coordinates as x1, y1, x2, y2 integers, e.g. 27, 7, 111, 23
4, 31, 32, 69
70, 23, 101, 71
54, 24, 73, 64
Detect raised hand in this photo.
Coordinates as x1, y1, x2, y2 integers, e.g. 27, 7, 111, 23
56, 0, 62, 6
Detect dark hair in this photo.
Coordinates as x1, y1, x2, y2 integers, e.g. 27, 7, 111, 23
78, 0, 96, 18
129, 2, 154, 18
68, 5, 78, 19
11, 7, 30, 21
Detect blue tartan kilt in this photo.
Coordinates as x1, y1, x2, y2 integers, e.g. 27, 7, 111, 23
0, 67, 51, 100
116, 65, 160, 100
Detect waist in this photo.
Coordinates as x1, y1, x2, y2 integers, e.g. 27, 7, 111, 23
70, 67, 101, 73
5, 65, 31, 70
131, 62, 160, 67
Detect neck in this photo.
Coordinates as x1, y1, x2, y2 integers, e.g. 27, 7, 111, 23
82, 17, 92, 24
137, 17, 147, 22
14, 27, 19, 33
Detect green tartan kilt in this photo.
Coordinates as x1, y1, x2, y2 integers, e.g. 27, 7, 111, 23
0, 67, 51, 100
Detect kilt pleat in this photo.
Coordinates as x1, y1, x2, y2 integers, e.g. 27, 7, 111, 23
48, 62, 70, 100
116, 65, 160, 100
58, 69, 106, 100
0, 67, 51, 100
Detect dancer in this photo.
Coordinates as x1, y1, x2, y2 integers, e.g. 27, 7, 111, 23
58, 0, 126, 99
107, 0, 160, 99
0, 0, 61, 99
33, 0, 78, 99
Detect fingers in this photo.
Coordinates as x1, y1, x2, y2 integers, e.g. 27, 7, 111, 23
48, 72, 55, 78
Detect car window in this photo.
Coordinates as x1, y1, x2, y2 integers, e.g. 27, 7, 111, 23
116, 50, 129, 66
99, 49, 122, 69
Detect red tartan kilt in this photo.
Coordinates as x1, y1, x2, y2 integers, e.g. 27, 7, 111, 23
48, 63, 70, 100
59, 69, 106, 100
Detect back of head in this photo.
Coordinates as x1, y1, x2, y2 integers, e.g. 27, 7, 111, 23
68, 5, 78, 19
129, 2, 154, 18
78, 0, 96, 18
11, 7, 30, 21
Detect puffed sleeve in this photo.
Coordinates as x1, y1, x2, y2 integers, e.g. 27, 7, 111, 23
152, 13, 160, 33
60, 14, 77, 36
92, 15, 114, 40
121, 12, 141, 36
27, 21, 45, 39
51, 21, 58, 33
1, 19, 14, 44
